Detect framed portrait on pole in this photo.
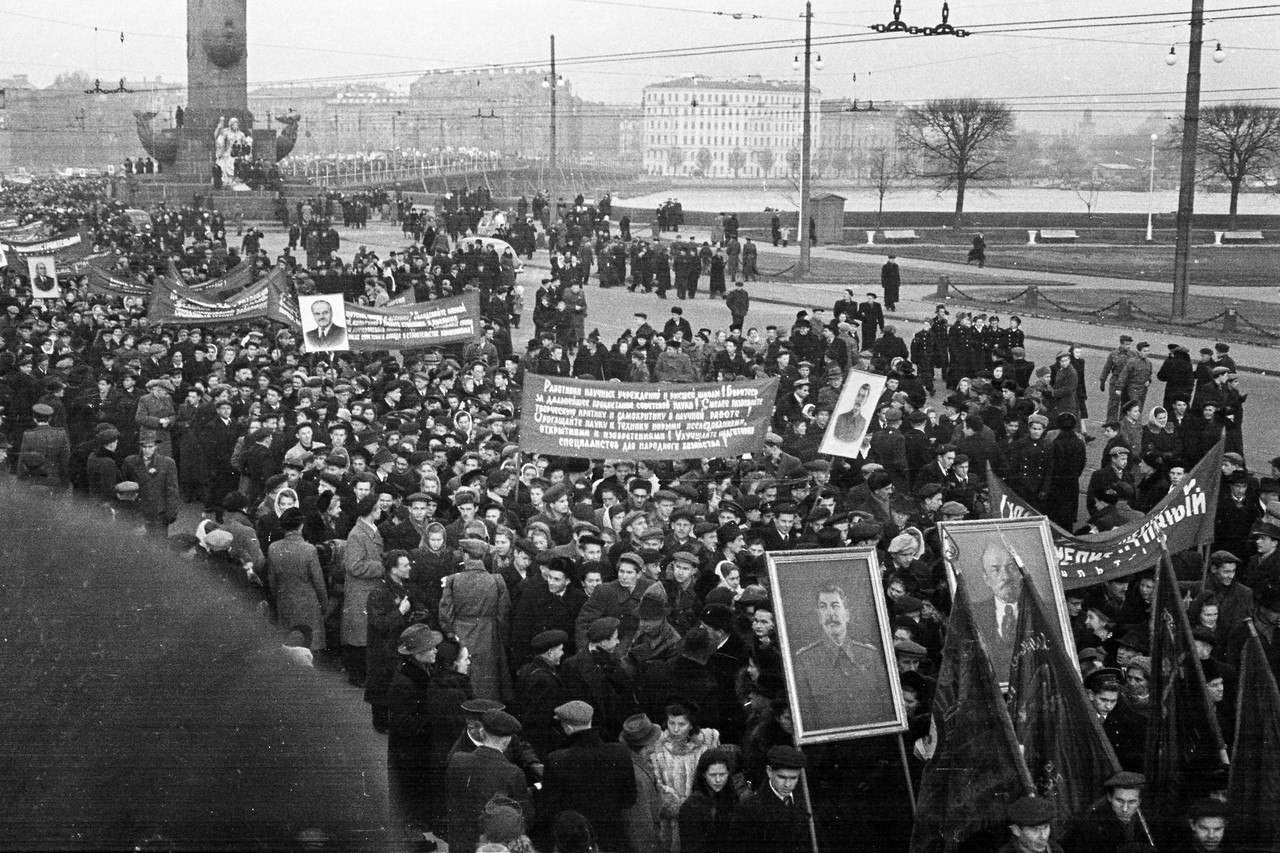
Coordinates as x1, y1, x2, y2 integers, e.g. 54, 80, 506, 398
938, 517, 1075, 688
297, 293, 351, 353
769, 547, 907, 744
817, 368, 887, 459
27, 255, 60, 300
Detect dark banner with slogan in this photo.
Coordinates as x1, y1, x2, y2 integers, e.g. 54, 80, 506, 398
168, 257, 254, 297
84, 260, 155, 297
314, 291, 480, 352
518, 375, 779, 460
149, 268, 293, 327
986, 441, 1223, 589
0, 228, 81, 252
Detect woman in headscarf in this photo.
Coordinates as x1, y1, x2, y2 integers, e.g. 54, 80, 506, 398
409, 521, 458, 619
257, 486, 299, 549
440, 537, 511, 701
1141, 405, 1181, 458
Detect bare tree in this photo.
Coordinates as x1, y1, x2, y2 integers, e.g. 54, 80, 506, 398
1173, 103, 1280, 229
898, 98, 1016, 226
728, 147, 747, 178
1072, 170, 1102, 218
867, 146, 897, 221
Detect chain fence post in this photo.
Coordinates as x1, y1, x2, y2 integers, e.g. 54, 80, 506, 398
1223, 307, 1238, 334
935, 276, 950, 300
1024, 286, 1038, 309
1118, 299, 1134, 320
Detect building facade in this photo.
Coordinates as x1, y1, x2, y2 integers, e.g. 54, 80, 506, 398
816, 99, 903, 181
641, 75, 820, 178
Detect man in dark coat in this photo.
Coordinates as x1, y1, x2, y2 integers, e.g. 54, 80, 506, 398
539, 700, 637, 853
121, 429, 181, 537
445, 710, 533, 853
636, 626, 723, 729
858, 292, 885, 348
510, 558, 586, 669
1063, 771, 1147, 853
514, 630, 570, 757
199, 399, 241, 512
731, 746, 811, 853
880, 255, 901, 311
1046, 413, 1088, 531
19, 403, 72, 487
559, 616, 638, 740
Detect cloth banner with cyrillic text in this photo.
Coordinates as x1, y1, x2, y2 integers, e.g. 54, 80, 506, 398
168, 257, 254, 297
518, 375, 779, 460
301, 292, 480, 352
149, 268, 293, 327
986, 440, 1222, 589
84, 259, 155, 297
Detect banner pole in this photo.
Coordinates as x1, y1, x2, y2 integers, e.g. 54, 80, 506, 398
797, 766, 821, 853
896, 731, 917, 810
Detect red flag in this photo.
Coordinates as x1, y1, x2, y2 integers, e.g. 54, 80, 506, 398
1009, 574, 1121, 835
1227, 620, 1280, 850
910, 576, 1034, 853
1144, 545, 1229, 819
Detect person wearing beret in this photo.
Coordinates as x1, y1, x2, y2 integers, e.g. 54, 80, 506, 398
514, 630, 571, 757
18, 403, 71, 487
998, 795, 1063, 853
1063, 771, 1147, 853
730, 745, 811, 853
445, 710, 533, 853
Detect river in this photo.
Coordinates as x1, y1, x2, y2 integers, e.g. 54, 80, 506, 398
614, 184, 1280, 216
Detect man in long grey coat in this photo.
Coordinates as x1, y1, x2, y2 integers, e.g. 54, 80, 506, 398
341, 495, 385, 686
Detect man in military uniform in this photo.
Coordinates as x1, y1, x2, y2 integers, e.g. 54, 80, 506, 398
793, 580, 895, 731
1009, 414, 1055, 513
1099, 335, 1135, 423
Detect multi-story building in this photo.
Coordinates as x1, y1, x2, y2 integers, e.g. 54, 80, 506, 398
0, 72, 183, 172
816, 99, 903, 180
641, 75, 820, 178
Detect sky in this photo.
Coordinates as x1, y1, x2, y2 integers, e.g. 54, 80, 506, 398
0, 1, 1276, 132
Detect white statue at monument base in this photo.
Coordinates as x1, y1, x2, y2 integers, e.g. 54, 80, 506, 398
214, 116, 253, 191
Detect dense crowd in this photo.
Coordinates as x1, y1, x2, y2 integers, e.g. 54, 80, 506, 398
0, 176, 1275, 853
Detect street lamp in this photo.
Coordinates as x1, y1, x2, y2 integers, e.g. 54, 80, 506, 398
542, 35, 562, 197
1146, 133, 1158, 241
794, 1, 817, 279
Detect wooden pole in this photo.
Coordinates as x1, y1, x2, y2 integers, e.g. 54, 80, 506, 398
896, 731, 917, 810
797, 766, 821, 853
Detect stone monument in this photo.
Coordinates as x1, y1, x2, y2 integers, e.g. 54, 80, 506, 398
134, 0, 298, 183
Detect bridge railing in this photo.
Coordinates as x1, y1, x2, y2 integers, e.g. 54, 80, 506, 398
285, 157, 530, 189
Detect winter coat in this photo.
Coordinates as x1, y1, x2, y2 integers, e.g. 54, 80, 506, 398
1050, 363, 1080, 418
364, 575, 429, 708
652, 729, 722, 828
541, 728, 638, 853
440, 560, 512, 702
121, 452, 181, 524
340, 518, 385, 647
424, 668, 476, 825
268, 530, 328, 651
624, 746, 664, 853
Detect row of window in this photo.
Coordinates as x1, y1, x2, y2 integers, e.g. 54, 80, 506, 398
644, 136, 803, 148
644, 120, 800, 132
644, 90, 802, 106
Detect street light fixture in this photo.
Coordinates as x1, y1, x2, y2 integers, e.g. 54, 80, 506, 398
1213, 42, 1226, 62
1146, 133, 1158, 242
1165, 45, 1178, 66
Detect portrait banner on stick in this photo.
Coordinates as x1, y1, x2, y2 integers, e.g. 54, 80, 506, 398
518, 375, 779, 460
818, 368, 888, 459
986, 440, 1222, 589
298, 292, 480, 353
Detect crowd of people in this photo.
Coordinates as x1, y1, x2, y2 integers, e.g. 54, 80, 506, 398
0, 174, 1275, 853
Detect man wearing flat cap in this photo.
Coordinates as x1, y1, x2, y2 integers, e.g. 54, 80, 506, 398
122, 428, 180, 537
445, 709, 532, 853
793, 578, 896, 732
515, 629, 570, 756
560, 616, 638, 741
1064, 771, 1146, 853
1100, 335, 1135, 423
1000, 795, 1062, 853
731, 745, 811, 853
541, 699, 637, 853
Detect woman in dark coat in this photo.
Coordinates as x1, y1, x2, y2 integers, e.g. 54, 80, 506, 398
423, 638, 474, 828
1049, 350, 1080, 419
678, 747, 743, 853
365, 550, 430, 732
1156, 345, 1196, 410
386, 627, 446, 845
